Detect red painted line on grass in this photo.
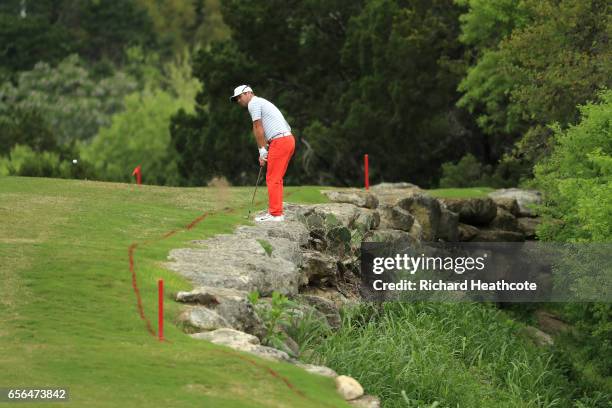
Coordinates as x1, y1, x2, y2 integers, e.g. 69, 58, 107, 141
213, 349, 337, 407
128, 212, 211, 338
163, 230, 178, 239
129, 243, 155, 336
215, 349, 306, 396
186, 214, 207, 230
127, 191, 320, 403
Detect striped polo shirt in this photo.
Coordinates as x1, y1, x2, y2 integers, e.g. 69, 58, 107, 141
247, 96, 292, 141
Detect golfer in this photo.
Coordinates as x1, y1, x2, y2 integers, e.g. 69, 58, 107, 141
231, 85, 295, 222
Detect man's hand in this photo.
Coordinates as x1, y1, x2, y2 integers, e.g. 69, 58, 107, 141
258, 146, 268, 167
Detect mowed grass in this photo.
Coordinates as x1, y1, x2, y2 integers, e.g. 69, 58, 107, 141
425, 187, 496, 198
0, 176, 347, 408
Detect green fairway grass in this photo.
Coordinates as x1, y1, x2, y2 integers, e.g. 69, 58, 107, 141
425, 187, 496, 198
0, 176, 345, 408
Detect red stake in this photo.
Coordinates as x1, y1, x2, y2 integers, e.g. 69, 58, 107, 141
364, 154, 369, 190
132, 165, 142, 185
158, 279, 164, 341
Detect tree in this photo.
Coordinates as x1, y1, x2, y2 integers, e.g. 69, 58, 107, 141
0, 0, 157, 77
532, 90, 612, 379
0, 55, 137, 145
82, 60, 200, 185
457, 0, 612, 182
171, 0, 477, 187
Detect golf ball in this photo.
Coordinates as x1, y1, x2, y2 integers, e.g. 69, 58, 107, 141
72, 159, 78, 164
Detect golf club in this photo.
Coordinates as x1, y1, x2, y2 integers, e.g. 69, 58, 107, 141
246, 164, 264, 219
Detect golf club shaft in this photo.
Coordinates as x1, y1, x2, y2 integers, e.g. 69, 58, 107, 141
251, 165, 264, 206
246, 165, 264, 219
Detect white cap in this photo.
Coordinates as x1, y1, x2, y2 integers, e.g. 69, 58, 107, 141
230, 84, 253, 102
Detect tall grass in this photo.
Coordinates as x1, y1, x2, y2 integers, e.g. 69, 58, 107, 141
304, 302, 583, 407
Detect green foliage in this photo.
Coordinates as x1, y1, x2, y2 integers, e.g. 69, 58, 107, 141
455, 0, 530, 51
304, 302, 584, 407
135, 0, 229, 57
0, 55, 137, 145
532, 91, 612, 383
0, 107, 58, 156
171, 0, 480, 187
81, 88, 189, 185
0, 0, 157, 74
0, 144, 94, 179
284, 309, 332, 356
256, 239, 273, 257
457, 0, 611, 179
248, 291, 298, 352
533, 90, 612, 243
439, 153, 510, 188
0, 178, 349, 407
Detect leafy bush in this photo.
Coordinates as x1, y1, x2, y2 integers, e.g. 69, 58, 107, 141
81, 89, 183, 185
533, 89, 611, 243
439, 153, 512, 188
81, 57, 199, 186
0, 107, 59, 156
247, 291, 298, 352
0, 144, 94, 179
533, 89, 612, 382
0, 54, 137, 145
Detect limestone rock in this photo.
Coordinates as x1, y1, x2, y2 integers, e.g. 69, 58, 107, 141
237, 344, 292, 362
299, 287, 357, 310
397, 194, 442, 241
370, 182, 420, 190
191, 329, 292, 361
489, 208, 520, 232
190, 328, 259, 346
304, 203, 360, 229
176, 286, 263, 336
295, 363, 337, 377
179, 306, 230, 331
167, 232, 300, 296
353, 209, 380, 233
439, 197, 497, 225
488, 188, 542, 217
297, 294, 342, 329
371, 185, 423, 207
299, 250, 338, 286
322, 189, 379, 209
378, 205, 415, 231
437, 204, 459, 242
518, 217, 541, 239
325, 225, 353, 257
363, 229, 417, 249
492, 197, 521, 217
348, 395, 381, 408
335, 375, 364, 401
458, 223, 479, 241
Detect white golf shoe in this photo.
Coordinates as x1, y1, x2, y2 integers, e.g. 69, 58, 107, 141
255, 213, 285, 222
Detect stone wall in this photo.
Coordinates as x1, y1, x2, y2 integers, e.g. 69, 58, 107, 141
164, 183, 544, 407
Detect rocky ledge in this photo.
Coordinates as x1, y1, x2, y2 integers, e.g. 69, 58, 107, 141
165, 183, 542, 406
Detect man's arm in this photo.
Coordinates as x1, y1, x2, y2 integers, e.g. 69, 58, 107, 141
253, 119, 267, 166
252, 120, 266, 148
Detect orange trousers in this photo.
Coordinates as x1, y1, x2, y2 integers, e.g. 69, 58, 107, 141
266, 135, 295, 216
